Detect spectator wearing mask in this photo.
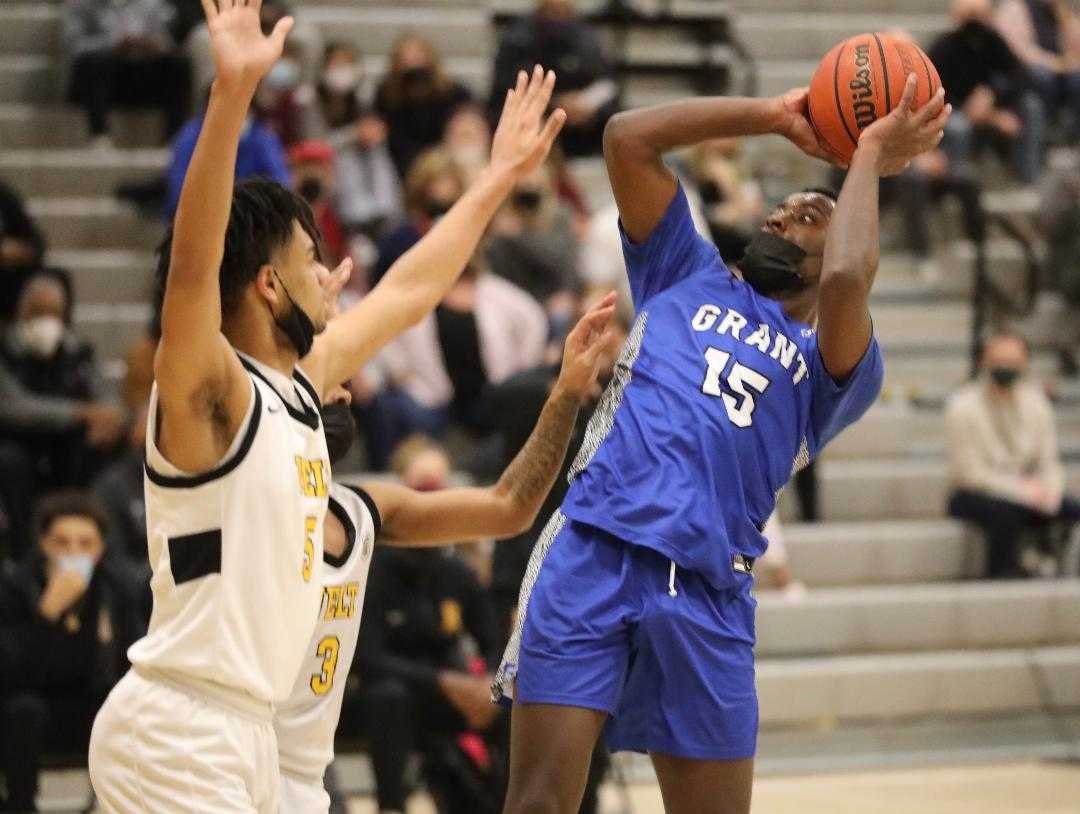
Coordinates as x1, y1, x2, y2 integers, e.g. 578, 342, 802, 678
371, 147, 466, 287
375, 35, 473, 179
289, 140, 347, 268
0, 274, 124, 558
0, 492, 145, 812
997, 0, 1080, 138
0, 178, 47, 321
946, 332, 1080, 578
930, 0, 1046, 183
307, 43, 403, 241
486, 160, 583, 335
185, 0, 323, 109
443, 104, 494, 185
364, 262, 548, 469
354, 542, 504, 814
63, 0, 192, 147
164, 86, 289, 217
685, 137, 766, 264
254, 42, 307, 148
490, 0, 618, 157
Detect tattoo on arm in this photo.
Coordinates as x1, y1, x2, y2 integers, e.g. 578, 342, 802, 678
495, 387, 581, 515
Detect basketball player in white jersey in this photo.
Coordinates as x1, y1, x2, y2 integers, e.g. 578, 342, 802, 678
88, 0, 566, 810
275, 296, 616, 813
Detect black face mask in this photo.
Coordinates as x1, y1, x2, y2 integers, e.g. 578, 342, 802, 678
271, 270, 316, 357
698, 180, 725, 206
424, 200, 453, 220
320, 401, 357, 465
299, 177, 324, 204
990, 367, 1022, 389
402, 66, 434, 92
738, 231, 809, 299
512, 189, 543, 212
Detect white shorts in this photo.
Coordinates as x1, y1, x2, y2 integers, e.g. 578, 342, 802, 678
89, 670, 280, 813
278, 772, 330, 814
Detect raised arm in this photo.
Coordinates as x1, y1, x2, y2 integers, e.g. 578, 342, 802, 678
361, 294, 616, 546
153, 0, 293, 472
817, 77, 949, 380
603, 92, 836, 243
301, 66, 567, 399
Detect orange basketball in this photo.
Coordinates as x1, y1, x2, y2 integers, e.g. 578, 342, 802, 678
807, 32, 941, 163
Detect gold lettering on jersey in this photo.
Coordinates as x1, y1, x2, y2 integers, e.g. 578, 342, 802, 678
691, 304, 808, 385
294, 456, 330, 497
320, 582, 361, 621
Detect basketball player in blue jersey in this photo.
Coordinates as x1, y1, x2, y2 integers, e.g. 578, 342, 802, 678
495, 76, 951, 813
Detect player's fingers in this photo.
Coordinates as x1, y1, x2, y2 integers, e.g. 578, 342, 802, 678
270, 15, 294, 46
521, 65, 547, 122
200, 0, 218, 19
537, 108, 567, 152
514, 69, 528, 106
219, 0, 235, 10
897, 73, 917, 113
498, 88, 515, 122
914, 86, 946, 125
529, 69, 557, 122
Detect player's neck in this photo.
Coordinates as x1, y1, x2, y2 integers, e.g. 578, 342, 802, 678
223, 311, 300, 379
780, 287, 818, 326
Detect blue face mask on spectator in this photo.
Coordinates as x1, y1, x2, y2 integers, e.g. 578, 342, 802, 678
57, 554, 95, 583
266, 59, 301, 91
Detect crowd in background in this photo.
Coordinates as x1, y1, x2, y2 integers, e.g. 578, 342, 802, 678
2, 0, 1080, 811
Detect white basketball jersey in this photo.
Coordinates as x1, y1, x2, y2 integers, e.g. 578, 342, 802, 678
275, 483, 378, 782
128, 353, 330, 704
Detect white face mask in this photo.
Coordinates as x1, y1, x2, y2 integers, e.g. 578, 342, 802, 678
57, 553, 96, 583
17, 315, 65, 359
323, 64, 359, 95
266, 59, 302, 91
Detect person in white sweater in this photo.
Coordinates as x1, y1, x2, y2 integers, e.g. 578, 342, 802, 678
945, 331, 1080, 577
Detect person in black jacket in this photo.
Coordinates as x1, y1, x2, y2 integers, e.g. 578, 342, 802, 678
353, 546, 504, 814
0, 492, 146, 812
0, 178, 47, 322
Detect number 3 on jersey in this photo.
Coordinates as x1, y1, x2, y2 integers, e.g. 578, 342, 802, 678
701, 347, 771, 428
310, 635, 340, 695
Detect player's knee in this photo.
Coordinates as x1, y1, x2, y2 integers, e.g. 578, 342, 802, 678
504, 774, 572, 814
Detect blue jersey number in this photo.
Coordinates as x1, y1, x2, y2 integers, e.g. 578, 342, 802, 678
701, 347, 771, 428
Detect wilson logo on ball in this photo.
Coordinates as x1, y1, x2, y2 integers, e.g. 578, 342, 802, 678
849, 43, 877, 128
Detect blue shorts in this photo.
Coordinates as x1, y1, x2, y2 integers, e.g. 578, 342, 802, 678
513, 516, 758, 760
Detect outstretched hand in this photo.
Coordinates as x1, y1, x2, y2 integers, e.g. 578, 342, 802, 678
200, 0, 294, 90
859, 75, 951, 176
557, 292, 618, 400
489, 65, 568, 181
775, 87, 846, 166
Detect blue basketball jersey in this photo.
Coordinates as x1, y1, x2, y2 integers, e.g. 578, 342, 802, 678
560, 185, 883, 590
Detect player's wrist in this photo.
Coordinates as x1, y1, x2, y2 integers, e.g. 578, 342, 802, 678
762, 96, 790, 137
851, 138, 886, 169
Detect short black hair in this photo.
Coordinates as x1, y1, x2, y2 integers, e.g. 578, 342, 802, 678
802, 186, 839, 202
156, 178, 322, 316
35, 490, 109, 540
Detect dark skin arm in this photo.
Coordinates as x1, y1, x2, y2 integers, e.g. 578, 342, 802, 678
603, 92, 836, 243
818, 77, 950, 379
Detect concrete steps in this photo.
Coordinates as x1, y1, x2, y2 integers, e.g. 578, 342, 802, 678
28, 197, 164, 252
47, 249, 158, 306
756, 581, 1080, 658
736, 12, 946, 62
757, 645, 1080, 726
0, 149, 168, 197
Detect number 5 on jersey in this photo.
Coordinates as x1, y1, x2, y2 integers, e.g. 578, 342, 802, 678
302, 515, 316, 582
701, 347, 771, 428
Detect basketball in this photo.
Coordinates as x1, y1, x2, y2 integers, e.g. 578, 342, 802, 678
807, 32, 941, 163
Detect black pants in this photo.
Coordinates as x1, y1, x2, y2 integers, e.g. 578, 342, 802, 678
948, 489, 1080, 577
0, 691, 97, 811
360, 677, 504, 813
0, 443, 35, 562
68, 50, 192, 140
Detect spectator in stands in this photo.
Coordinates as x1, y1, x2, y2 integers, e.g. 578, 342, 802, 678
685, 137, 766, 263
0, 274, 124, 558
254, 42, 308, 148
486, 160, 583, 336
91, 406, 150, 574
376, 35, 473, 179
930, 0, 1046, 184
185, 0, 323, 109
443, 104, 493, 185
0, 179, 47, 321
0, 492, 145, 813
355, 544, 504, 813
363, 262, 548, 470
372, 148, 466, 287
63, 0, 192, 147
997, 0, 1080, 138
164, 87, 289, 217
490, 0, 618, 157
757, 513, 807, 599
946, 332, 1080, 578
289, 140, 347, 268
308, 43, 403, 243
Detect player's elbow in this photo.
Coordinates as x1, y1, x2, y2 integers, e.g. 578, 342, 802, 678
819, 264, 874, 302
603, 112, 648, 163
